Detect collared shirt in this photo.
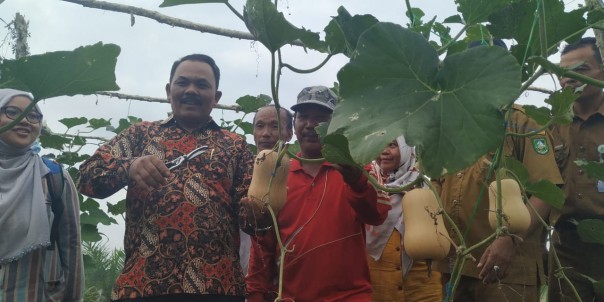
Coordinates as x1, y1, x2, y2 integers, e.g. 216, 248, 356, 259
246, 158, 390, 302
437, 105, 563, 284
1, 171, 84, 302
77, 117, 254, 300
551, 100, 604, 223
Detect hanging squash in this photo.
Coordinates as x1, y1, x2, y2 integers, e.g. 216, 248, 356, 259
244, 150, 289, 232
488, 179, 531, 234
403, 188, 451, 261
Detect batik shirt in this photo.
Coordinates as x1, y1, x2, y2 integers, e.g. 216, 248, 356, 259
77, 117, 254, 300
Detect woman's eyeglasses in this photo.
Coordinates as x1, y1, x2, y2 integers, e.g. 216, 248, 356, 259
1, 106, 43, 124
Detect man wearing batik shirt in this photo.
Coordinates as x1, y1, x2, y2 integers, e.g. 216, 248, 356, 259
78, 54, 254, 302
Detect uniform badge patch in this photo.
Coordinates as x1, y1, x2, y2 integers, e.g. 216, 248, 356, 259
532, 138, 549, 155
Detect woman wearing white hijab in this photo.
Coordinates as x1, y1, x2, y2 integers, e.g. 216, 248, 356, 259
366, 136, 442, 302
0, 89, 83, 301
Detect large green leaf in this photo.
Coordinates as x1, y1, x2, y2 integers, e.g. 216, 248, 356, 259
525, 179, 564, 209
587, 8, 604, 28
57, 151, 90, 166
502, 157, 529, 186
107, 199, 126, 216
159, 0, 227, 7
88, 118, 112, 130
488, 0, 585, 59
80, 224, 102, 242
0, 42, 120, 100
455, 0, 515, 24
80, 197, 118, 226
243, 0, 321, 53
523, 87, 576, 126
39, 133, 71, 150
324, 6, 379, 57
60, 117, 88, 129
108, 116, 142, 134
329, 22, 520, 177
321, 129, 358, 167
235, 94, 271, 114
234, 119, 253, 135
577, 219, 604, 245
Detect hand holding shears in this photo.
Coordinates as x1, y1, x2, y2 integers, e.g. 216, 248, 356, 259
129, 146, 210, 190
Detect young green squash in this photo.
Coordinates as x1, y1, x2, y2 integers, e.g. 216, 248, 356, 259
488, 179, 531, 234
403, 188, 451, 261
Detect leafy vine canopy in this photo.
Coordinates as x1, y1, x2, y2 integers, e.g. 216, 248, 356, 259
241, 0, 592, 178
1, 0, 600, 186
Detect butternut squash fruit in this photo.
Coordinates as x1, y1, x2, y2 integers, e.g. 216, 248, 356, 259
240, 149, 290, 234
403, 189, 451, 261
248, 149, 290, 213
488, 179, 531, 234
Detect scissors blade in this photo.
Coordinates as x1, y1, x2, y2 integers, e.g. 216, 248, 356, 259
166, 146, 209, 171
184, 146, 209, 160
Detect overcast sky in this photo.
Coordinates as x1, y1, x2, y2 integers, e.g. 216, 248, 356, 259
0, 0, 566, 249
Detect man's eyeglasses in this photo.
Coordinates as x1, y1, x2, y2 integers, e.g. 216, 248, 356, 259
1, 106, 43, 124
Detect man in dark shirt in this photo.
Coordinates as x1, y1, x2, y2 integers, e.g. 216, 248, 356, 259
549, 37, 604, 302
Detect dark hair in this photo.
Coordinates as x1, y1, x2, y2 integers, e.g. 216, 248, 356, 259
561, 37, 603, 66
253, 105, 293, 130
169, 54, 221, 89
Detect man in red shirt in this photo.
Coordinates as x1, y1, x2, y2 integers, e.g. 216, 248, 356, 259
242, 86, 391, 302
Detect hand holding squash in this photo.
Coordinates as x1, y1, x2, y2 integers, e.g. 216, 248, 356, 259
241, 149, 290, 235
239, 197, 273, 235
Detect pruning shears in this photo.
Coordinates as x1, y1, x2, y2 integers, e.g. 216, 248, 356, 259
166, 146, 210, 170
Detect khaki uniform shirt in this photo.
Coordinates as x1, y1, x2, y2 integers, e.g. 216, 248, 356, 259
436, 105, 563, 285
551, 100, 604, 224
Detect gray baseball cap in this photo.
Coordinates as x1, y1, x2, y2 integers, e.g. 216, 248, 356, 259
291, 85, 337, 112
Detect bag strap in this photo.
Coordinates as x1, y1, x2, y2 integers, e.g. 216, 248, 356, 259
42, 157, 65, 249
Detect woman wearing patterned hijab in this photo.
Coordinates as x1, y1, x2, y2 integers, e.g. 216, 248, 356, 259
366, 136, 443, 302
0, 88, 83, 302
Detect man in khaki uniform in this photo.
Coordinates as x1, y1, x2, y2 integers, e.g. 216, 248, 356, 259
549, 37, 604, 302
436, 40, 563, 302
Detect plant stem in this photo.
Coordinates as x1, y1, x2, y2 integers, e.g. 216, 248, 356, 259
538, 0, 548, 58
520, 66, 545, 93
225, 1, 244, 22
549, 233, 584, 302
404, 0, 415, 26
437, 24, 470, 55
461, 232, 497, 257
285, 148, 325, 163
445, 256, 467, 302
281, 54, 333, 74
